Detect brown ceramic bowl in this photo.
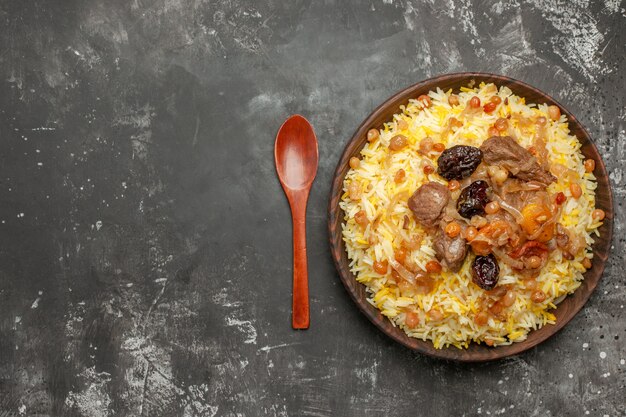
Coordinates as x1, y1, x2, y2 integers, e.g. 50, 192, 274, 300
328, 72, 613, 362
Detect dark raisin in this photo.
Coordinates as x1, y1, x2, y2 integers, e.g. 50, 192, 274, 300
436, 145, 483, 180
471, 254, 500, 290
457, 180, 489, 219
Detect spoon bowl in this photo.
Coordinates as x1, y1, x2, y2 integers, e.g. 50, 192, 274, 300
275, 115, 319, 190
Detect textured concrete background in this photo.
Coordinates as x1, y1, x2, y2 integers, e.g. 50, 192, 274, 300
0, 0, 624, 416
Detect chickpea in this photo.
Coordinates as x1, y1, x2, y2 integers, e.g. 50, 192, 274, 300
425, 260, 442, 273
448, 180, 460, 191
494, 117, 509, 132
373, 260, 388, 275
469, 96, 481, 108
417, 94, 432, 108
354, 210, 368, 226
464, 226, 478, 241
494, 169, 508, 185
418, 137, 433, 154
524, 255, 542, 269
485, 201, 500, 214
488, 165, 508, 185
547, 105, 561, 121
569, 183, 582, 199
584, 159, 596, 173
389, 135, 408, 151
432, 142, 446, 153
397, 118, 409, 131
394, 169, 406, 183
445, 222, 461, 238
367, 128, 379, 142
448, 94, 460, 106
592, 209, 605, 221
349, 157, 360, 169
531, 290, 547, 303
474, 311, 489, 326
582, 257, 592, 269
536, 116, 547, 126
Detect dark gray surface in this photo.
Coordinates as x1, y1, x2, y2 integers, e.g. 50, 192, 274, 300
1, 1, 625, 416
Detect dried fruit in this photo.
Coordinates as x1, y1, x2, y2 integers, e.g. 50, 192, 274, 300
547, 105, 561, 121
373, 260, 388, 275
405, 311, 419, 328
457, 180, 490, 219
389, 135, 408, 151
494, 117, 508, 132
592, 209, 605, 221
436, 145, 483, 180
471, 254, 500, 290
483, 102, 497, 113
367, 129, 379, 142
417, 95, 432, 108
425, 260, 442, 273
469, 96, 481, 108
531, 289, 546, 303
354, 210, 368, 226
432, 143, 446, 153
555, 192, 566, 205
448, 94, 460, 106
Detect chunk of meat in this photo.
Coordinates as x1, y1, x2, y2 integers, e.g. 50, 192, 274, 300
480, 136, 556, 185
408, 182, 450, 228
434, 227, 468, 272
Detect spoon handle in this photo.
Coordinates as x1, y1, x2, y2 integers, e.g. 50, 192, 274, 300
290, 191, 310, 329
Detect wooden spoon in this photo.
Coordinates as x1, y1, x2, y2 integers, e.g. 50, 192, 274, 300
274, 115, 319, 329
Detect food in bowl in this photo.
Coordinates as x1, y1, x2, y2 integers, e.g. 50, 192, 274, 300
340, 82, 604, 349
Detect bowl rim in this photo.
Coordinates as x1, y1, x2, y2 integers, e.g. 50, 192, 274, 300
327, 71, 614, 362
